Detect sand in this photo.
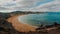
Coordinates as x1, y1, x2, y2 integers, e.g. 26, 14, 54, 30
7, 15, 36, 32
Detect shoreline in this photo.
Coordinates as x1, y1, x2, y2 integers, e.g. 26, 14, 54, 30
7, 14, 36, 32
17, 15, 39, 28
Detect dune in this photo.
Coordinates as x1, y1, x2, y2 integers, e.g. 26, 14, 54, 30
7, 15, 36, 32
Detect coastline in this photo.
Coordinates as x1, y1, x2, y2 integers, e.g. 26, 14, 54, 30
7, 14, 36, 32
0, 12, 60, 34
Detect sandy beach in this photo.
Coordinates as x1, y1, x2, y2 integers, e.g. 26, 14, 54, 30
7, 15, 36, 32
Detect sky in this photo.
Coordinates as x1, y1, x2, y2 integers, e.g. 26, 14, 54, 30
0, 0, 60, 13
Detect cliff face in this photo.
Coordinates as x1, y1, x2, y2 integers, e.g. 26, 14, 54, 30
0, 12, 24, 34
0, 19, 20, 34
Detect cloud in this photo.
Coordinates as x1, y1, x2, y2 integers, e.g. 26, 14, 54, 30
0, 0, 60, 13
34, 0, 60, 12
11, 0, 54, 11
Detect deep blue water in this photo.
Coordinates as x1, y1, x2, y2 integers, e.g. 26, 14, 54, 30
19, 12, 60, 27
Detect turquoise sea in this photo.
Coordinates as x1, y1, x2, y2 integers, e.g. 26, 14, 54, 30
18, 12, 60, 27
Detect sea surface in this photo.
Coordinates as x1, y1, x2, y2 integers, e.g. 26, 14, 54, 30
18, 12, 60, 27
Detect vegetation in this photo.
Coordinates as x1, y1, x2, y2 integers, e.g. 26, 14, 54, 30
10, 11, 45, 15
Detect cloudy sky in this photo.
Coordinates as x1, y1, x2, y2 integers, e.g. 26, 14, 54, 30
0, 0, 60, 13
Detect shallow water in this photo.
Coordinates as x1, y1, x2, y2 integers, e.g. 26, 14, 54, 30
18, 12, 60, 27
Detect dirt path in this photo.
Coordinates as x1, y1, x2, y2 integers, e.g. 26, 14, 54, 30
7, 15, 36, 32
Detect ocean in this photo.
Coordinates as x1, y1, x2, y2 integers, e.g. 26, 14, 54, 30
18, 12, 60, 27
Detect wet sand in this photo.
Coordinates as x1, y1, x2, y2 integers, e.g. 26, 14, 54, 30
7, 15, 36, 32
